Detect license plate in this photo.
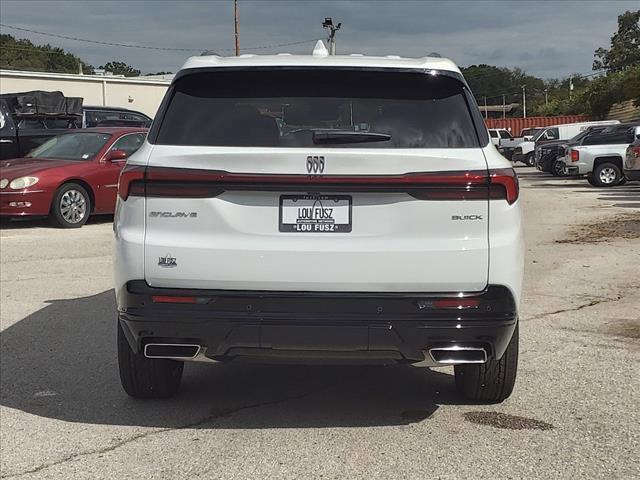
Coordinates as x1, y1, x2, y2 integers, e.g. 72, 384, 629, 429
279, 195, 352, 233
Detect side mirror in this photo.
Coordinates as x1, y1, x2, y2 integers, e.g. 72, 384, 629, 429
105, 149, 128, 162
635, 126, 640, 139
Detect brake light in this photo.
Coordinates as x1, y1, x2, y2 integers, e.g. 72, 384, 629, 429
117, 164, 145, 200
489, 168, 519, 205
127, 167, 518, 204
627, 146, 640, 159
570, 149, 579, 162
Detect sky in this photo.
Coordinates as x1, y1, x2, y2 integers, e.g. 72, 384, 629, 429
0, 1, 635, 78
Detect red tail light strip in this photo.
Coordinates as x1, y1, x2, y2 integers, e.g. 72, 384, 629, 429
119, 166, 519, 204
432, 298, 481, 309
152, 295, 198, 304
117, 164, 145, 201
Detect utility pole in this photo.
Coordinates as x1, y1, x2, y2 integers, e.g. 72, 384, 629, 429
322, 17, 341, 55
522, 85, 527, 119
569, 76, 574, 99
544, 88, 548, 107
483, 96, 488, 120
502, 94, 506, 120
234, 0, 240, 56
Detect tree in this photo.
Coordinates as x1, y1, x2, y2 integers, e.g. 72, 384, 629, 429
0, 34, 92, 74
98, 61, 141, 77
593, 10, 640, 72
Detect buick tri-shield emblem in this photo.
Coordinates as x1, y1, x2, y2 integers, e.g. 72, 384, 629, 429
306, 155, 325, 173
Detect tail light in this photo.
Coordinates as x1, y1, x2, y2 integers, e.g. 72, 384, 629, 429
121, 166, 519, 204
570, 149, 579, 162
117, 164, 145, 200
627, 146, 640, 159
489, 168, 519, 205
151, 295, 199, 304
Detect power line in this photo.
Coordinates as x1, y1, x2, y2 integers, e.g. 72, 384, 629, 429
0, 45, 80, 56
1, 23, 200, 51
0, 23, 320, 53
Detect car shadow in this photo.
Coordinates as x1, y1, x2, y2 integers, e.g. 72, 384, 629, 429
0, 290, 475, 430
520, 172, 640, 206
0, 215, 114, 230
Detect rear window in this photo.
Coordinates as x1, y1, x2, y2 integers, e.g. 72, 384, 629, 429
154, 69, 481, 148
583, 126, 636, 146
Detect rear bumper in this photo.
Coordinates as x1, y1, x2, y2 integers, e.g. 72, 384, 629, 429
117, 281, 518, 365
498, 147, 514, 159
624, 169, 640, 181
563, 165, 581, 176
511, 151, 524, 163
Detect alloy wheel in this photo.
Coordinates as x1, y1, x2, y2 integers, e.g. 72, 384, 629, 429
598, 167, 617, 184
60, 189, 87, 224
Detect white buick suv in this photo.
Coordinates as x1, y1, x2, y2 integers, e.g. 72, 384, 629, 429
114, 47, 524, 402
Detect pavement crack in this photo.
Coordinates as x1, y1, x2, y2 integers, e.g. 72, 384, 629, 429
0, 375, 356, 479
524, 296, 622, 321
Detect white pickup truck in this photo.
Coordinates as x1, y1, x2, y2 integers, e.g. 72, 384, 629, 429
497, 127, 542, 160
560, 123, 639, 187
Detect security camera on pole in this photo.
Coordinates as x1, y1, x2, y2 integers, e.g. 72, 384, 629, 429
322, 17, 341, 55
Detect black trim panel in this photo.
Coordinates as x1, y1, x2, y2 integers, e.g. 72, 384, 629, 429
117, 281, 518, 363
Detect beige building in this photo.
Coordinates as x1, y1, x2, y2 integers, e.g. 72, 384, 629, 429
0, 69, 171, 117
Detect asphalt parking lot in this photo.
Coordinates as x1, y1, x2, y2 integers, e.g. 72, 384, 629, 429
1, 167, 638, 480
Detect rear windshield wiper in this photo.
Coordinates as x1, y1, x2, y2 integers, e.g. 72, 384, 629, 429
312, 130, 391, 145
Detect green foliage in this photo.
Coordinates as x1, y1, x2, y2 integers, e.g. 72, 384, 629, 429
0, 34, 93, 74
593, 10, 640, 72
576, 70, 630, 119
98, 61, 141, 77
461, 64, 544, 103
622, 66, 640, 106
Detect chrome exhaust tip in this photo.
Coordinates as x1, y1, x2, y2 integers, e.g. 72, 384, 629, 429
428, 346, 488, 365
144, 343, 201, 360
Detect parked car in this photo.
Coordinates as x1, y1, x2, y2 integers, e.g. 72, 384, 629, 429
114, 50, 523, 402
624, 126, 640, 182
511, 120, 620, 166
0, 127, 147, 227
83, 106, 151, 128
488, 128, 512, 146
560, 122, 640, 186
498, 127, 543, 160
0, 91, 152, 160
535, 126, 608, 176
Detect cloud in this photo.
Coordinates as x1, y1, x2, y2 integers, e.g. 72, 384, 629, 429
0, 0, 635, 77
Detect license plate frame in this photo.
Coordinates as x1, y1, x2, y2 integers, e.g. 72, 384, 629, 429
279, 194, 352, 233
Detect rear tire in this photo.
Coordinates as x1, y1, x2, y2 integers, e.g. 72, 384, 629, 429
524, 153, 535, 167
454, 323, 518, 403
592, 162, 622, 187
117, 321, 184, 399
50, 183, 90, 228
551, 160, 565, 177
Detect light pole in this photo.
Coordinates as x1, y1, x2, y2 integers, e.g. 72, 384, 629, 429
522, 85, 527, 119
502, 94, 506, 120
234, 0, 240, 56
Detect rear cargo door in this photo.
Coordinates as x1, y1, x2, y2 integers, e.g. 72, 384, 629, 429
143, 68, 491, 292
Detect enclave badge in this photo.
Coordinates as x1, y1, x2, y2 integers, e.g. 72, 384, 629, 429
158, 254, 177, 268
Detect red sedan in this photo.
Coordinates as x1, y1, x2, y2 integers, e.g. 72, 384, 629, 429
0, 127, 147, 227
